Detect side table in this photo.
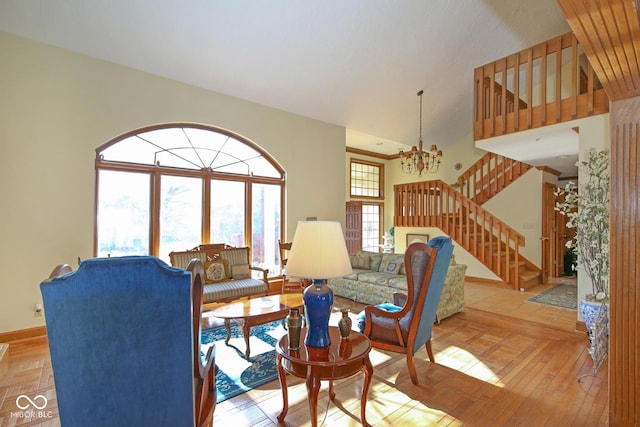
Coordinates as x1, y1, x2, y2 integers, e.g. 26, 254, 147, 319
275, 327, 373, 427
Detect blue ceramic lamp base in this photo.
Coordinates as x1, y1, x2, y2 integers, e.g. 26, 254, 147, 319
303, 279, 333, 347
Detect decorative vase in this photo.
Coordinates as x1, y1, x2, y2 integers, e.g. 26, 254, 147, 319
579, 299, 609, 341
286, 308, 302, 350
338, 308, 352, 339
303, 279, 333, 347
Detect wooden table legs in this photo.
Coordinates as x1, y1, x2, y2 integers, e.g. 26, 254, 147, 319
306, 365, 321, 425
276, 354, 288, 422
276, 354, 373, 427
222, 318, 254, 360
361, 357, 373, 427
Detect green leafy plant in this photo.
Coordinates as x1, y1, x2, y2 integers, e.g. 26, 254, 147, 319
555, 149, 610, 302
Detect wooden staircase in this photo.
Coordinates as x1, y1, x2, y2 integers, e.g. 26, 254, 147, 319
393, 30, 610, 290
394, 179, 540, 290
456, 152, 532, 205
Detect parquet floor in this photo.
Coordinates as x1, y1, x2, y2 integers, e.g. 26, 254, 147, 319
0, 277, 608, 426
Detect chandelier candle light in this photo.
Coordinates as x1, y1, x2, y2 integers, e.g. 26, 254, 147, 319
399, 90, 443, 175
284, 221, 353, 348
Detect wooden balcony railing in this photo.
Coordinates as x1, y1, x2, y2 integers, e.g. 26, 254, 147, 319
474, 31, 609, 140
394, 180, 527, 289
456, 152, 532, 205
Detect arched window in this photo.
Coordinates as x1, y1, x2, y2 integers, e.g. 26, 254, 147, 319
95, 123, 285, 274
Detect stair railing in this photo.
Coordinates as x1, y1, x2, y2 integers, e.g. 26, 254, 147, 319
474, 31, 609, 141
456, 152, 532, 204
394, 179, 525, 289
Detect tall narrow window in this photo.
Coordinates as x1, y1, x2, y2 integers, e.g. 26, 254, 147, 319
95, 123, 285, 273
159, 175, 202, 258
210, 180, 245, 247
97, 170, 150, 257
350, 158, 384, 251
252, 183, 281, 269
361, 203, 382, 252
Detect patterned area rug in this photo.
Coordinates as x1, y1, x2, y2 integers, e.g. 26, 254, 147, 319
527, 281, 577, 310
201, 320, 285, 403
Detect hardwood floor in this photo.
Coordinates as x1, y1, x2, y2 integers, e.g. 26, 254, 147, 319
0, 278, 608, 426
464, 277, 580, 332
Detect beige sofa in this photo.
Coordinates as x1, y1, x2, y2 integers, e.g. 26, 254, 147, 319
327, 250, 467, 322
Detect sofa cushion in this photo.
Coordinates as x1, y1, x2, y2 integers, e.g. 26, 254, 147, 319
357, 250, 382, 271
169, 250, 208, 269
349, 254, 370, 270
203, 259, 228, 283
231, 264, 251, 279
203, 278, 267, 303
342, 269, 368, 280
356, 271, 402, 286
387, 276, 409, 291
220, 247, 250, 267
380, 260, 402, 274
356, 303, 402, 332
379, 253, 405, 274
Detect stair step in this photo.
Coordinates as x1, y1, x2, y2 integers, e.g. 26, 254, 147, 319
518, 270, 540, 290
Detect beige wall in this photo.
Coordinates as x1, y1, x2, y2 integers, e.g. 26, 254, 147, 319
0, 31, 347, 333
482, 167, 548, 266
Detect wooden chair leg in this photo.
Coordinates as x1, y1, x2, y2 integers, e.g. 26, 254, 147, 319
407, 353, 419, 385
425, 339, 435, 362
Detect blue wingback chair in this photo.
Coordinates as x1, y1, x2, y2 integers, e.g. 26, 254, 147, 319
361, 236, 454, 385
41, 256, 216, 427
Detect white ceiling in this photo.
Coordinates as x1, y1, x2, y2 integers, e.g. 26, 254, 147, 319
0, 0, 578, 175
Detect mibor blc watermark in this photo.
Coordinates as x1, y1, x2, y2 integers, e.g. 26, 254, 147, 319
11, 394, 53, 420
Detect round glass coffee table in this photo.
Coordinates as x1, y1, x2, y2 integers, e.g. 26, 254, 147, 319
275, 327, 373, 427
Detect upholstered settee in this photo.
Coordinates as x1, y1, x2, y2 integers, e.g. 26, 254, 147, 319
169, 245, 268, 303
327, 250, 467, 322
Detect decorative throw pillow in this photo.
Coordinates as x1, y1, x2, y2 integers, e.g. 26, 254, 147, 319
380, 259, 402, 275
231, 264, 251, 279
349, 255, 370, 270
357, 251, 382, 271
203, 259, 228, 283
380, 253, 404, 272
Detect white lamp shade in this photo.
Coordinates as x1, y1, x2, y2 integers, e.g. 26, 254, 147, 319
285, 221, 353, 279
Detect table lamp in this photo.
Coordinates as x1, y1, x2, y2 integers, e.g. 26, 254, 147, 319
284, 221, 353, 347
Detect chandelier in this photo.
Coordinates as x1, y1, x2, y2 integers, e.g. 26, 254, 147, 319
399, 90, 442, 175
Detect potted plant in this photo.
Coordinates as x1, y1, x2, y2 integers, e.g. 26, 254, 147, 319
555, 148, 610, 337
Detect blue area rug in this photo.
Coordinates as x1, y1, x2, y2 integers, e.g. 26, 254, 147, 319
201, 320, 284, 403
527, 280, 577, 310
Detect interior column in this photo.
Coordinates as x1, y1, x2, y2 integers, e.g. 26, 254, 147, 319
609, 97, 640, 426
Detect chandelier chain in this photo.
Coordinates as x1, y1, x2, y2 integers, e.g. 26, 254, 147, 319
418, 90, 423, 144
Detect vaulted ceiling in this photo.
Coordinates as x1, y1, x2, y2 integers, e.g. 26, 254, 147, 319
0, 0, 572, 158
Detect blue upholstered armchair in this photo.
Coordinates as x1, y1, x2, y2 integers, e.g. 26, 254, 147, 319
41, 256, 216, 427
361, 236, 454, 385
